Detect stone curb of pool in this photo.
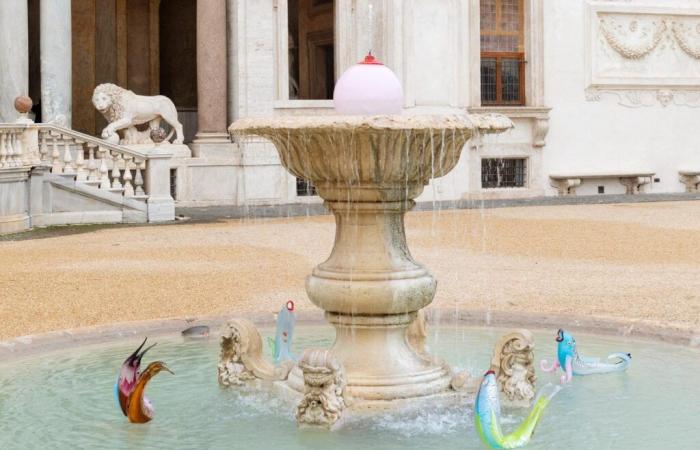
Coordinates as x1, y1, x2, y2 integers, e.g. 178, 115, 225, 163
0, 308, 698, 361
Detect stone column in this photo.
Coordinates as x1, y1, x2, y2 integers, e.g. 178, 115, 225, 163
40, 0, 72, 126
193, 0, 229, 151
0, 0, 29, 123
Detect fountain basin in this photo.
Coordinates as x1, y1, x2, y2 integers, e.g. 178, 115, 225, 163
1, 325, 697, 449
230, 115, 512, 202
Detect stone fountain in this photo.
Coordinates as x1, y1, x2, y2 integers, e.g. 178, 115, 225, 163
220, 56, 513, 428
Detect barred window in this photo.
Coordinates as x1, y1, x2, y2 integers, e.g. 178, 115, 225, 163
296, 177, 317, 196
481, 158, 527, 188
480, 0, 525, 105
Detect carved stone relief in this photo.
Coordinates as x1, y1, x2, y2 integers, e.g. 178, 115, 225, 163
295, 349, 347, 429
597, 13, 700, 64
585, 87, 700, 108
218, 318, 294, 386
586, 2, 700, 107
490, 329, 536, 404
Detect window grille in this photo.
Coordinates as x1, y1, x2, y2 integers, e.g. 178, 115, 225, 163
481, 158, 527, 188
296, 177, 317, 196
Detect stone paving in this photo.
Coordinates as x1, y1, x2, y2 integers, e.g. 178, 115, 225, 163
1, 201, 700, 340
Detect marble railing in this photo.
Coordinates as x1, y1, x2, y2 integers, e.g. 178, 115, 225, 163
0, 123, 157, 200
0, 126, 31, 169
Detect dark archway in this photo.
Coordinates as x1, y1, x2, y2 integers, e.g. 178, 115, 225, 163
159, 0, 197, 143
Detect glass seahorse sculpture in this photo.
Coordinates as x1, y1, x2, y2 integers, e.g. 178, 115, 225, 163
540, 329, 632, 384
267, 300, 297, 363
114, 338, 173, 423
475, 370, 561, 449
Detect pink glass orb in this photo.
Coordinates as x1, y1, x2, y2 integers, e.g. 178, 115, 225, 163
333, 54, 404, 115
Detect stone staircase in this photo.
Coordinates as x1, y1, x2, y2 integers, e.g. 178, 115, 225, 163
0, 123, 174, 234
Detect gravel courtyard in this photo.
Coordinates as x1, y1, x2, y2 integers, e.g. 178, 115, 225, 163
1, 201, 699, 340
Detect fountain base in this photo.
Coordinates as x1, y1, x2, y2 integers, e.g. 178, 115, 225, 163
218, 316, 475, 428
320, 312, 454, 400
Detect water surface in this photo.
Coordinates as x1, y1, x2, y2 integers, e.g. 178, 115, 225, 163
0, 325, 698, 449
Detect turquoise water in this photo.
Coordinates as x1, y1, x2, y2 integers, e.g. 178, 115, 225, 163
0, 325, 698, 449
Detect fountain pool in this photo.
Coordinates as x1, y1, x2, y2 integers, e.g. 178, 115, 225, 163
1, 325, 698, 449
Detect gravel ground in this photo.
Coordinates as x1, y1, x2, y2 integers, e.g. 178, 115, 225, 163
1, 201, 699, 340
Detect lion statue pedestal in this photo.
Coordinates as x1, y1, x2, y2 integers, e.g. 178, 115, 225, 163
123, 143, 192, 158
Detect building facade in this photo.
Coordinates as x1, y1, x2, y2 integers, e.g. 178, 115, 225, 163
2, 0, 700, 208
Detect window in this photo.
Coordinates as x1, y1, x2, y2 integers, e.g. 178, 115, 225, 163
288, 0, 335, 100
481, 158, 527, 188
170, 168, 178, 200
480, 0, 525, 105
296, 177, 317, 196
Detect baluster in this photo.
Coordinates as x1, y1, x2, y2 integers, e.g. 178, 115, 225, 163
0, 133, 7, 168
110, 152, 123, 190
12, 133, 24, 167
86, 144, 98, 181
75, 141, 87, 181
39, 132, 49, 164
122, 155, 134, 196
51, 133, 63, 174
98, 147, 110, 189
6, 132, 16, 167
62, 137, 75, 175
134, 159, 145, 196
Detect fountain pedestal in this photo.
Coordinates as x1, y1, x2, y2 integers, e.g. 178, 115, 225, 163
309, 198, 449, 400
228, 114, 512, 411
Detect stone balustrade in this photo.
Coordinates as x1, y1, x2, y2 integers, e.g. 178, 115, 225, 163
0, 128, 26, 169
0, 123, 174, 233
39, 128, 148, 200
0, 123, 172, 204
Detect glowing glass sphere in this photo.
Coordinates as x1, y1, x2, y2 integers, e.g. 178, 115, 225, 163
333, 54, 404, 115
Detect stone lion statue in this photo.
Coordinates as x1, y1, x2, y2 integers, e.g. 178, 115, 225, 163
92, 83, 184, 145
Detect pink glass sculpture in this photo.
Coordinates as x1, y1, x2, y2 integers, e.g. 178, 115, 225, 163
333, 54, 404, 115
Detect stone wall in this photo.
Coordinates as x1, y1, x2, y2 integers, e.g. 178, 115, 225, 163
544, 0, 700, 195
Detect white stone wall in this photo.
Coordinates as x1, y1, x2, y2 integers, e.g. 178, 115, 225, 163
544, 0, 700, 195
227, 0, 700, 204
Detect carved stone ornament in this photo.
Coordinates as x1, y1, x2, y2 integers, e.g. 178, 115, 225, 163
532, 118, 550, 148
588, 6, 700, 108
490, 329, 536, 404
671, 19, 700, 59
585, 88, 700, 108
295, 349, 347, 429
599, 15, 667, 60
598, 14, 700, 60
218, 318, 293, 386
